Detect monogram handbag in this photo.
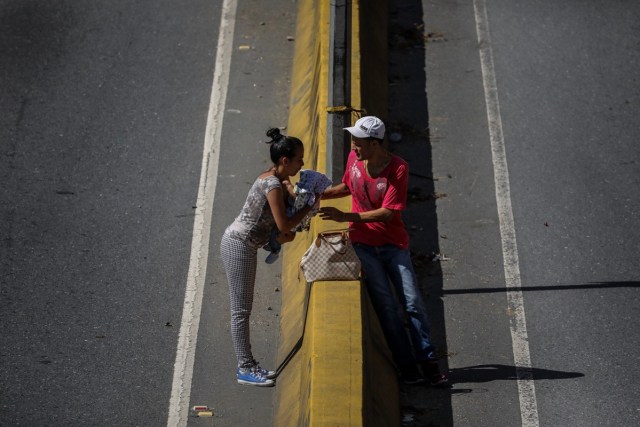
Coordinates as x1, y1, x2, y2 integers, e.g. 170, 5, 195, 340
299, 229, 361, 282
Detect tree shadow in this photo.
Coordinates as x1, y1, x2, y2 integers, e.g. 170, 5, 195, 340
441, 281, 640, 296
450, 363, 584, 384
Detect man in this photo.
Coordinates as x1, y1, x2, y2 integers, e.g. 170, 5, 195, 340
320, 116, 448, 385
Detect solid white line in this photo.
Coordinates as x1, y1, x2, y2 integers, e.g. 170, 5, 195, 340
472, 1, 540, 426
166, 1, 237, 426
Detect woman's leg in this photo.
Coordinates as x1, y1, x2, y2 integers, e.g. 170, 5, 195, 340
220, 233, 257, 367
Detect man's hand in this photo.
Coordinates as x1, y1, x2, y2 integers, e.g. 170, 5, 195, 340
319, 207, 348, 222
320, 206, 394, 223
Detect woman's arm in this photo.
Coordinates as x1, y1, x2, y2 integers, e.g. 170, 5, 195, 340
282, 180, 297, 199
267, 187, 314, 233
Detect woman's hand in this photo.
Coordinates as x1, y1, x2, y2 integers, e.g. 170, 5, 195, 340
319, 207, 348, 222
282, 180, 296, 198
276, 231, 296, 244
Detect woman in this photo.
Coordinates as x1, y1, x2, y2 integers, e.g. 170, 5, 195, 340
220, 128, 314, 387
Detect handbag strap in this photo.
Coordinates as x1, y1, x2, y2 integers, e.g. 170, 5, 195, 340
318, 227, 354, 236
315, 228, 353, 247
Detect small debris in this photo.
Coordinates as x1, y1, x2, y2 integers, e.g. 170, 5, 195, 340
286, 36, 295, 41
432, 192, 447, 199
411, 251, 439, 267
165, 322, 173, 327
191, 405, 214, 417
426, 32, 447, 43
402, 412, 415, 425
267, 306, 273, 311
544, 221, 550, 227
274, 287, 280, 292
238, 45, 251, 50
433, 253, 450, 262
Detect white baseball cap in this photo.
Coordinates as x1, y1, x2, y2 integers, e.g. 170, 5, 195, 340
344, 116, 385, 140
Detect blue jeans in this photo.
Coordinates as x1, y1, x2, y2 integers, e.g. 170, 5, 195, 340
354, 243, 436, 365
264, 227, 282, 254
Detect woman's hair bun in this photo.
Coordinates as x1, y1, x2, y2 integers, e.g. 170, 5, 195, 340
265, 128, 303, 164
266, 127, 283, 143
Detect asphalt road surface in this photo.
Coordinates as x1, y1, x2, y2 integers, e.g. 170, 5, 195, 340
1, 1, 294, 425
389, 0, 639, 426
2, 0, 639, 426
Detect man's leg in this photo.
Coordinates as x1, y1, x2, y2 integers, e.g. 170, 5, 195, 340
384, 246, 436, 361
385, 246, 449, 385
353, 243, 420, 382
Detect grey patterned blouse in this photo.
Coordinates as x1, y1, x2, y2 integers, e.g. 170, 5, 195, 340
225, 174, 282, 248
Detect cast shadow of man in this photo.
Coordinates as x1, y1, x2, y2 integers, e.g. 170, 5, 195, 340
450, 363, 584, 384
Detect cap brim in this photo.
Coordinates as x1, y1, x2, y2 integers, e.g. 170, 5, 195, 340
344, 126, 369, 138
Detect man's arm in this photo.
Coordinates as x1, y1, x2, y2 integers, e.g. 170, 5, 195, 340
319, 206, 394, 223
321, 183, 350, 200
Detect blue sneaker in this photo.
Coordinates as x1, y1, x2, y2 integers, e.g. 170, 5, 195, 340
253, 363, 276, 379
237, 367, 275, 387
265, 251, 280, 264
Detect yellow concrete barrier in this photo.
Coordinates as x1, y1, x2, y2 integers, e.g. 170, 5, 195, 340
274, 0, 397, 425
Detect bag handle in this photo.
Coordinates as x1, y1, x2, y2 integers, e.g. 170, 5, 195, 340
318, 227, 354, 235
315, 228, 353, 247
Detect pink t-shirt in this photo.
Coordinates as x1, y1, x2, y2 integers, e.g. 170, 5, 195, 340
342, 150, 409, 249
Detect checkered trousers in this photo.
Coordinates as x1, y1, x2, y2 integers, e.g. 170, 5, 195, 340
220, 232, 258, 367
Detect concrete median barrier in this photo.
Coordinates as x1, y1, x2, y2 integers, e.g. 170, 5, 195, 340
274, 0, 399, 425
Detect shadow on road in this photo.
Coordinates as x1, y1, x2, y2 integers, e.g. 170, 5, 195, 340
449, 363, 584, 384
388, 0, 453, 425
441, 281, 640, 295
387, 2, 632, 426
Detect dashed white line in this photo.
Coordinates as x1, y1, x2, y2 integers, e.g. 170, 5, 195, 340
473, 0, 540, 426
166, 1, 237, 426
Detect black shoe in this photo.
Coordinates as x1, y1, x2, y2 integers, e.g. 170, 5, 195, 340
399, 363, 425, 385
421, 359, 449, 387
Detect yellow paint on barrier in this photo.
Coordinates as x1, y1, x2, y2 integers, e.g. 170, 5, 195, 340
307, 282, 363, 425
275, 0, 397, 425
286, 0, 327, 174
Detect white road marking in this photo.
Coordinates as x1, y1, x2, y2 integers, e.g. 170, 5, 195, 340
166, 0, 237, 426
473, 0, 540, 426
